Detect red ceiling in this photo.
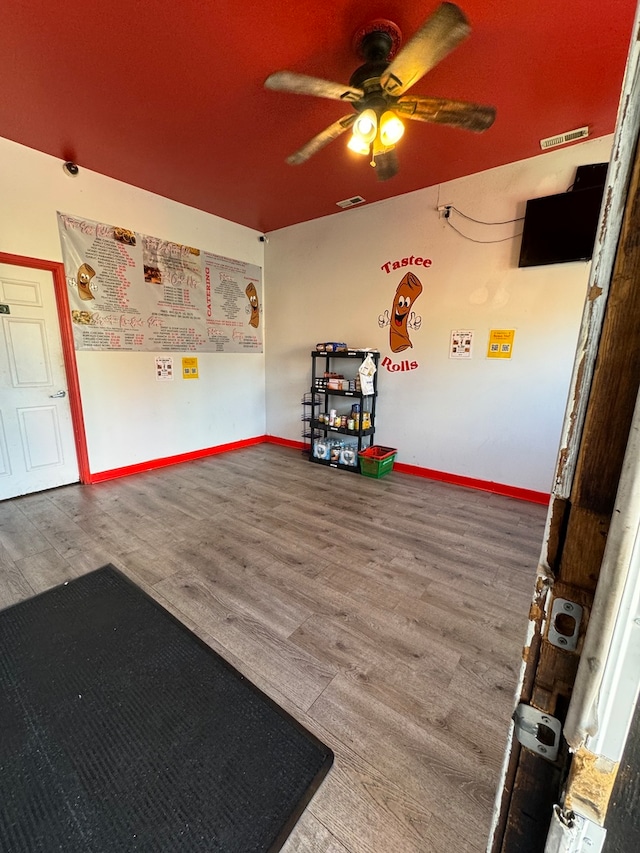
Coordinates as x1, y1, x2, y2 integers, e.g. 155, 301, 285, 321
1, 1, 636, 233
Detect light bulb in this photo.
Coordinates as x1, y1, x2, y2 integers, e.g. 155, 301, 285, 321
353, 109, 377, 145
347, 134, 370, 156
379, 111, 404, 146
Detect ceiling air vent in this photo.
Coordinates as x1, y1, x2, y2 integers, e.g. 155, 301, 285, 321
336, 196, 366, 208
540, 126, 589, 150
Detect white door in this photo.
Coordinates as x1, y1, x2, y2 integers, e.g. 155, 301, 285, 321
0, 262, 79, 499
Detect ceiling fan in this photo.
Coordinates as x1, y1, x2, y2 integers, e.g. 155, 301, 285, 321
264, 2, 496, 181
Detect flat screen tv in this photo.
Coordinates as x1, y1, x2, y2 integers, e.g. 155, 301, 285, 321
518, 183, 605, 268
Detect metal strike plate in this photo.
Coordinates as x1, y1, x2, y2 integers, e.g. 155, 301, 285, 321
0, 303, 10, 314
548, 598, 583, 651
513, 704, 562, 762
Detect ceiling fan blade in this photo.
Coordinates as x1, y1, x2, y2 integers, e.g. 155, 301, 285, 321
264, 71, 363, 102
380, 3, 471, 96
396, 95, 496, 132
286, 115, 356, 165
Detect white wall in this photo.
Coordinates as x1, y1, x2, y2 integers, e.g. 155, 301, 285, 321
0, 137, 265, 474
0, 134, 613, 491
264, 136, 613, 493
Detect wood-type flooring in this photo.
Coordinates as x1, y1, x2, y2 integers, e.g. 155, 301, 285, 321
0, 444, 547, 853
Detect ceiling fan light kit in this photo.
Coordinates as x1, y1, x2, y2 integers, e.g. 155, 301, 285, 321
379, 111, 405, 146
353, 109, 378, 145
347, 134, 371, 156
348, 108, 405, 165
264, 2, 496, 182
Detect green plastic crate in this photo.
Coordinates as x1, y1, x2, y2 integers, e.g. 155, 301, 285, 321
358, 445, 397, 478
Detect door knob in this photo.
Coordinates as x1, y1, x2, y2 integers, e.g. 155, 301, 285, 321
49, 390, 67, 398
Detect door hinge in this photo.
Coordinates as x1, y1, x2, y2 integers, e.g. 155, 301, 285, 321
513, 704, 562, 761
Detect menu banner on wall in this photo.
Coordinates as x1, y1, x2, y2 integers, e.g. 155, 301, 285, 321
57, 212, 263, 353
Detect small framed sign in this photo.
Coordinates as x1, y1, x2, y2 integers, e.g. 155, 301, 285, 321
182, 357, 199, 379
450, 329, 474, 359
487, 329, 515, 359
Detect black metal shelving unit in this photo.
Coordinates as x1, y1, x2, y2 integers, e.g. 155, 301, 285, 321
301, 391, 320, 455
309, 349, 379, 473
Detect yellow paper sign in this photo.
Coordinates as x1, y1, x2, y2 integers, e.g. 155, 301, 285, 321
182, 357, 199, 379
487, 329, 515, 359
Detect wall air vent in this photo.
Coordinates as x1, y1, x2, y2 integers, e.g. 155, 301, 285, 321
540, 126, 589, 150
336, 196, 366, 208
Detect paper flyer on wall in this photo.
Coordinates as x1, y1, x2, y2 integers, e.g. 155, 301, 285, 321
450, 329, 474, 359
487, 328, 515, 359
57, 212, 263, 353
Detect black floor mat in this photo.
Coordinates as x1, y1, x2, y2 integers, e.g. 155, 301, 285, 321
0, 565, 333, 852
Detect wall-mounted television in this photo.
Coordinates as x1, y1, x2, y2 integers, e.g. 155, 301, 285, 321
518, 163, 607, 268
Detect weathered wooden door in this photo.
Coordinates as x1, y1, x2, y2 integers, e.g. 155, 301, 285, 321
490, 11, 640, 850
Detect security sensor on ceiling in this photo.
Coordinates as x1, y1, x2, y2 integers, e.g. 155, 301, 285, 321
63, 161, 79, 177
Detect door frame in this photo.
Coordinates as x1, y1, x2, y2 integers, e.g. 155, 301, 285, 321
489, 2, 640, 847
0, 251, 90, 485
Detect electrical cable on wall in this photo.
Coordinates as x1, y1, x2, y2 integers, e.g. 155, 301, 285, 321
440, 204, 523, 244
447, 205, 524, 225
446, 217, 523, 243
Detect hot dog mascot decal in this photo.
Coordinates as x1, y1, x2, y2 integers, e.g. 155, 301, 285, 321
379, 271, 423, 353
245, 282, 260, 328
77, 262, 96, 301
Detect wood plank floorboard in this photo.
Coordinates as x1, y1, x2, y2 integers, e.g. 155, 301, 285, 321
0, 444, 547, 853
0, 541, 36, 607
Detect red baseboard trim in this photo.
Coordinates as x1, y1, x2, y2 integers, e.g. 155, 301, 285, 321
264, 437, 548, 505
87, 434, 550, 505
265, 436, 306, 450
87, 436, 268, 484
392, 461, 550, 505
